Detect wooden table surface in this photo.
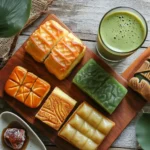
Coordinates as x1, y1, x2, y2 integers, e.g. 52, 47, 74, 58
1, 0, 150, 149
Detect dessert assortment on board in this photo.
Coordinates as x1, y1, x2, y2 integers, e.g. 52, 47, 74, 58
36, 87, 77, 130
59, 102, 115, 150
5, 66, 50, 108
129, 57, 150, 101
2, 18, 123, 149
5, 11, 150, 149
73, 59, 127, 114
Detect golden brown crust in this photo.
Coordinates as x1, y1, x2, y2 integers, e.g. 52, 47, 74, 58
9, 66, 27, 84
5, 79, 20, 98
24, 92, 41, 108
15, 86, 30, 103
32, 78, 50, 97
129, 77, 150, 101
44, 33, 86, 80
22, 72, 37, 89
25, 20, 69, 62
36, 87, 76, 130
5, 66, 51, 108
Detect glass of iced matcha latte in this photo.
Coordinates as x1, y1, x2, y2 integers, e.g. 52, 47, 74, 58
97, 7, 148, 62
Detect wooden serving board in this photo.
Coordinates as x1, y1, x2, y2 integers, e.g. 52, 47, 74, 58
0, 14, 146, 150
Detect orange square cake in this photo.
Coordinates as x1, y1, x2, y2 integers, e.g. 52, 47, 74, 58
5, 66, 51, 108
44, 33, 86, 80
36, 87, 77, 130
25, 20, 69, 62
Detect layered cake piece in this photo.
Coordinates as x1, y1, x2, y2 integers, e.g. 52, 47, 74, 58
36, 87, 77, 130
5, 66, 50, 108
129, 57, 150, 101
73, 59, 127, 114
25, 20, 69, 62
59, 102, 115, 150
44, 33, 86, 80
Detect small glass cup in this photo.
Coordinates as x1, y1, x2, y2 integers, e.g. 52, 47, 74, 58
96, 7, 148, 62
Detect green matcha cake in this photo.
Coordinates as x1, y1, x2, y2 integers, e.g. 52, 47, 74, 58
73, 59, 127, 114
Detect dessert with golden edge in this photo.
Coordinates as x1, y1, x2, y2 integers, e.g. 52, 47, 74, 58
44, 33, 86, 80
25, 20, 86, 80
129, 57, 150, 101
59, 102, 115, 150
26, 20, 69, 62
5, 66, 50, 108
36, 87, 77, 130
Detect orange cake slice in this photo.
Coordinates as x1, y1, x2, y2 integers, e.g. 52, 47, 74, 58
9, 66, 27, 85
25, 20, 69, 62
36, 87, 77, 130
5, 79, 20, 98
32, 78, 50, 99
22, 72, 37, 89
24, 91, 42, 108
15, 85, 30, 103
44, 33, 86, 80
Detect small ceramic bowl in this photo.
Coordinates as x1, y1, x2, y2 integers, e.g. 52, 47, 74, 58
0, 111, 46, 150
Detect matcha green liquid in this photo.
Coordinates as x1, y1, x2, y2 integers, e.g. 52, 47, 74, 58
101, 12, 145, 52
97, 8, 147, 61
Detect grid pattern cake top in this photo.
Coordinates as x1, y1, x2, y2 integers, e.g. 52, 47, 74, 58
25, 20, 69, 62
5, 66, 50, 108
59, 102, 115, 150
36, 87, 77, 130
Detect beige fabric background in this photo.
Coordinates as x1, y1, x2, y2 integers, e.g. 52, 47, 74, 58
0, 0, 53, 68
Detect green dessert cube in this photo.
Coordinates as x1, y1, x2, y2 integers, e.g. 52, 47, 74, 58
73, 59, 127, 114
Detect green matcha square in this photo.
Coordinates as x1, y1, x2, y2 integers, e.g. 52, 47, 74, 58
73, 59, 127, 114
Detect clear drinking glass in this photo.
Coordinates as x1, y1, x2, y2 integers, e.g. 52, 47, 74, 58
96, 7, 148, 62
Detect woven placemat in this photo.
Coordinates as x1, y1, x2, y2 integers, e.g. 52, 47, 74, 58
0, 0, 53, 68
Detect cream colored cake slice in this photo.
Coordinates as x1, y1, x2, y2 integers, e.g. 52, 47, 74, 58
44, 33, 86, 80
36, 87, 77, 130
59, 102, 115, 150
26, 20, 69, 62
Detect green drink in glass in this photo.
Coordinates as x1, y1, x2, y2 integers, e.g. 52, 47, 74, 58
97, 7, 148, 62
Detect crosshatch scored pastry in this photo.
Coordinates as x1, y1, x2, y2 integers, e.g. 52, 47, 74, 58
36, 87, 77, 130
44, 33, 86, 80
25, 20, 69, 62
129, 57, 150, 101
73, 59, 127, 114
59, 102, 115, 150
5, 66, 50, 108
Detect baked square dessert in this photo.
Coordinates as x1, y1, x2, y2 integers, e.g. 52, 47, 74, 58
5, 66, 51, 108
25, 20, 69, 62
73, 59, 127, 114
36, 87, 77, 130
129, 57, 150, 101
58, 102, 115, 150
5, 66, 27, 97
44, 33, 86, 80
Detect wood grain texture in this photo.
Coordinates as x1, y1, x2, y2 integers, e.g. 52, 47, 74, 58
0, 14, 147, 150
